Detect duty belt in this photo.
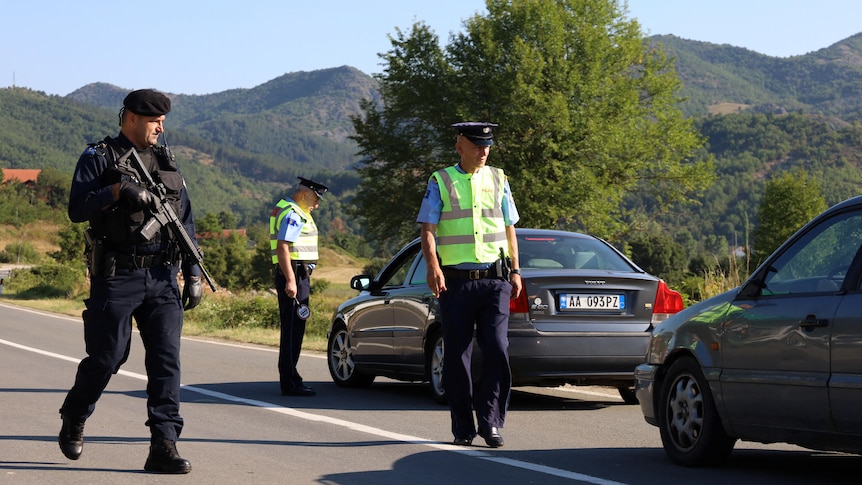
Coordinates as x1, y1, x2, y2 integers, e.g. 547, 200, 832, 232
275, 261, 315, 277
442, 267, 501, 280
114, 252, 167, 269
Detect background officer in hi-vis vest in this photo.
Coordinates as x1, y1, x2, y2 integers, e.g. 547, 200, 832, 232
270, 177, 328, 396
417, 122, 522, 448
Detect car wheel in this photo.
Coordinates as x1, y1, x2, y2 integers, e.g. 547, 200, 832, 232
426, 328, 447, 404
658, 357, 736, 466
328, 323, 374, 388
617, 384, 639, 405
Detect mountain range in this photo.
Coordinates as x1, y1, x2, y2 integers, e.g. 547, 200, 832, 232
2, 33, 862, 246
653, 33, 862, 120
67, 65, 379, 174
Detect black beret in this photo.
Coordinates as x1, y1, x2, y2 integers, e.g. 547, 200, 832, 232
452, 121, 498, 147
123, 89, 171, 116
298, 177, 329, 198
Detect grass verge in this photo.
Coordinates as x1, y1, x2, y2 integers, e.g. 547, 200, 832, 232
1, 279, 360, 353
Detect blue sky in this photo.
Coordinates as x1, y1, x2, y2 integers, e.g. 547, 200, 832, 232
2, 0, 860, 96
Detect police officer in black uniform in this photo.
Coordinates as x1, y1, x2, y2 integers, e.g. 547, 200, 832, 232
58, 89, 202, 474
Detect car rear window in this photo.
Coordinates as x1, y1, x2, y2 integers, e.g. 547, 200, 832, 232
518, 234, 635, 272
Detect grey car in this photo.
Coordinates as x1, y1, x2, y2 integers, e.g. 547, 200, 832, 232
636, 195, 862, 466
327, 228, 683, 404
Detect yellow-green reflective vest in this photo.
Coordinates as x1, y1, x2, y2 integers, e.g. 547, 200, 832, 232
269, 199, 319, 264
432, 165, 508, 265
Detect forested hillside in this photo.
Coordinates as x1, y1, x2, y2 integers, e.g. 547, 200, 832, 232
3, 32, 862, 287
67, 66, 378, 173
1, 67, 376, 230
654, 33, 862, 119
647, 113, 862, 269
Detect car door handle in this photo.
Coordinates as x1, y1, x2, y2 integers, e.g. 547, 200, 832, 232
799, 315, 828, 328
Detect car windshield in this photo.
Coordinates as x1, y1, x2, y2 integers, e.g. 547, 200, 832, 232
518, 234, 635, 271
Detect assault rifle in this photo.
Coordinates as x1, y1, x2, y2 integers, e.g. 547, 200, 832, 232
116, 147, 218, 292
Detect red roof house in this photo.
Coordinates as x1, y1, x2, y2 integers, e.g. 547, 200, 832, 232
2, 169, 42, 184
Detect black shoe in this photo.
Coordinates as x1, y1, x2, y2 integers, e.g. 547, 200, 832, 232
58, 414, 85, 460
281, 385, 315, 396
144, 439, 192, 474
478, 427, 504, 448
452, 435, 474, 446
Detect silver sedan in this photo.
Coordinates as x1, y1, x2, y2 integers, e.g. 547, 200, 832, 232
636, 195, 862, 466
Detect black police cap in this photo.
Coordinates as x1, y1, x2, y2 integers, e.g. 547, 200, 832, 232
451, 121, 498, 147
123, 89, 171, 116
298, 177, 329, 198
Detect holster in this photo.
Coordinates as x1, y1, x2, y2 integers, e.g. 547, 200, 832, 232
497, 247, 512, 280
84, 227, 115, 278
293, 261, 312, 278
492, 258, 511, 280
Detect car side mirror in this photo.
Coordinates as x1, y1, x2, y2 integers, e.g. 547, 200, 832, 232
738, 277, 764, 299
350, 275, 372, 292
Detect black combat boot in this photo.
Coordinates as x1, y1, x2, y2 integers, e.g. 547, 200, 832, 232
144, 438, 192, 474
58, 414, 85, 460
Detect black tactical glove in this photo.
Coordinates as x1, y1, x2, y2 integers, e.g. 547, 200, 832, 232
119, 181, 158, 211
182, 275, 202, 310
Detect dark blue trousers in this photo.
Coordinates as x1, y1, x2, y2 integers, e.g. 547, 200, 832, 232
439, 277, 512, 439
60, 264, 185, 441
275, 266, 311, 390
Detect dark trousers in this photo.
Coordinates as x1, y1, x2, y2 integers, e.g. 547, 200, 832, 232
439, 277, 512, 439
275, 266, 311, 390
60, 265, 185, 441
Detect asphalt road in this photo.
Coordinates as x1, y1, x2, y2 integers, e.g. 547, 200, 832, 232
2, 301, 860, 484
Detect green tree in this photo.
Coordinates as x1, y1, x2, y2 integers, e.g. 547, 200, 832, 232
248, 223, 275, 290
627, 231, 687, 284
752, 168, 827, 260
195, 212, 222, 236
50, 220, 86, 264
217, 210, 239, 230
35, 167, 71, 209
191, 210, 261, 290
351, 0, 713, 246
199, 232, 252, 290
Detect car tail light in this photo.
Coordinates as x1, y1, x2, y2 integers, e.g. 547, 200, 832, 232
510, 290, 530, 314
651, 280, 684, 325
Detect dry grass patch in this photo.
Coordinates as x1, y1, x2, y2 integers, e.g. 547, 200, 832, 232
708, 102, 750, 115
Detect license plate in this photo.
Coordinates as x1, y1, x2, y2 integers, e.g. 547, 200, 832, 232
559, 293, 624, 310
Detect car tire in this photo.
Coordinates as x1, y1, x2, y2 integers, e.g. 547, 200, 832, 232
327, 323, 375, 388
426, 328, 447, 405
657, 356, 736, 467
617, 384, 639, 405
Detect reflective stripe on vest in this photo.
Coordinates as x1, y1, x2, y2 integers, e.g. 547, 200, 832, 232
269, 199, 319, 264
433, 165, 507, 265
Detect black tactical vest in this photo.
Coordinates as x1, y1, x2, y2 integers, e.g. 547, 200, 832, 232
90, 137, 185, 251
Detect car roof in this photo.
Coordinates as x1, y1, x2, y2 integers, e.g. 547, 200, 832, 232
515, 228, 594, 239
825, 195, 862, 214
405, 228, 597, 247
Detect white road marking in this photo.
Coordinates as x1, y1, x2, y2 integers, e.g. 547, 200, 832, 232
1, 304, 626, 484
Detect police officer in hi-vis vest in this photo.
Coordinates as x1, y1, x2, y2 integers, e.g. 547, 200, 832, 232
270, 177, 328, 396
417, 122, 522, 448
